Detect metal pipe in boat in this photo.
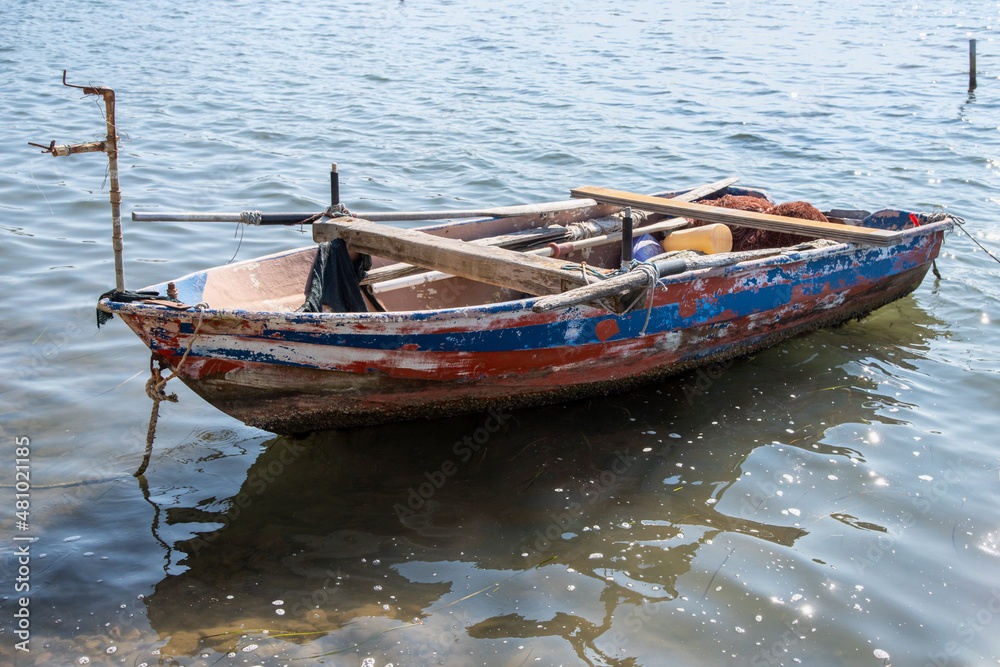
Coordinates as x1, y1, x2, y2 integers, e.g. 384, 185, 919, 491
131, 199, 601, 224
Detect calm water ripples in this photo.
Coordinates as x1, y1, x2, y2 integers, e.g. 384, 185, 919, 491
1, 1, 999, 665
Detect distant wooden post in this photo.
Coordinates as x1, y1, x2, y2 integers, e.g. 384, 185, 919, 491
970, 39, 977, 91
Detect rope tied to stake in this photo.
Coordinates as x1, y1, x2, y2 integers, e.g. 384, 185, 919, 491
325, 203, 349, 218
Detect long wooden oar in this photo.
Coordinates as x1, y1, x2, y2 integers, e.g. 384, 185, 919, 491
570, 186, 903, 246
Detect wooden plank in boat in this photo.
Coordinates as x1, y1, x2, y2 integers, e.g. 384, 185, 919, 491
313, 216, 597, 296
361, 225, 571, 285
570, 186, 903, 246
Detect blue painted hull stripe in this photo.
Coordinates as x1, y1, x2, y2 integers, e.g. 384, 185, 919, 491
162, 250, 924, 355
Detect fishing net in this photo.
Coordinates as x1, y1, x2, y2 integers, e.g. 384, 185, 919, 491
691, 196, 832, 251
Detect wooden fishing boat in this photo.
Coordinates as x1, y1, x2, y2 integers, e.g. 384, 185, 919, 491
97, 180, 953, 433
31, 78, 952, 436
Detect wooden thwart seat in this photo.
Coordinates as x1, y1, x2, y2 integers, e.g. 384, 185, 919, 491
313, 216, 599, 297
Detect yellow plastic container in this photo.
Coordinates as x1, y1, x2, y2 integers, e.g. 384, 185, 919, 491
661, 224, 733, 255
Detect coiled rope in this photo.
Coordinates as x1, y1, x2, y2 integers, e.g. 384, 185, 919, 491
308, 203, 350, 224
239, 210, 263, 226
619, 261, 662, 335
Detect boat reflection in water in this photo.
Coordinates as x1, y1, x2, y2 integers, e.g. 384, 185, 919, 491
140, 297, 944, 663
144, 407, 810, 661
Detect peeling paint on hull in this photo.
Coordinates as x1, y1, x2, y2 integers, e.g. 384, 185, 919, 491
100, 208, 949, 433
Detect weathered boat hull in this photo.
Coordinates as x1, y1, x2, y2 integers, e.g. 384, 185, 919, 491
103, 215, 948, 433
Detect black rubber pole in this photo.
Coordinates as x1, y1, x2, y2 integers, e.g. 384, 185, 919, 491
331, 162, 340, 206
257, 213, 325, 225
621, 206, 633, 268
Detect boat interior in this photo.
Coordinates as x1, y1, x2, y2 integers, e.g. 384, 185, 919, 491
166, 187, 899, 315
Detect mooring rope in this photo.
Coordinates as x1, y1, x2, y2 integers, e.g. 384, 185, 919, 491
135, 305, 206, 477
948, 214, 1000, 266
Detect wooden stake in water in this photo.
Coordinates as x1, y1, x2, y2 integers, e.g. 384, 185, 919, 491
970, 39, 977, 91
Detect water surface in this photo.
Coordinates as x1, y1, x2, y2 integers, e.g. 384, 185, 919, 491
1, 1, 999, 665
